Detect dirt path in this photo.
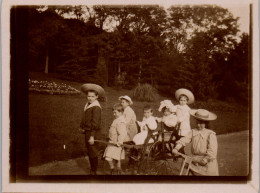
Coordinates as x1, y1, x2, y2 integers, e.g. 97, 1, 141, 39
29, 130, 249, 176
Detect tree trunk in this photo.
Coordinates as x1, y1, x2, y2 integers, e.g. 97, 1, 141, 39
118, 59, 121, 74
44, 48, 49, 74
117, 59, 121, 80
138, 59, 142, 85
96, 48, 108, 86
150, 73, 154, 86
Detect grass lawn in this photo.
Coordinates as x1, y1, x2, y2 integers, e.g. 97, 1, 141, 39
29, 72, 250, 167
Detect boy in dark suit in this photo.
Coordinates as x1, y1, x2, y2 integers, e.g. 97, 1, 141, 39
79, 83, 105, 175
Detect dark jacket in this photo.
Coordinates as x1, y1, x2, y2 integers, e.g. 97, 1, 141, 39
80, 101, 101, 137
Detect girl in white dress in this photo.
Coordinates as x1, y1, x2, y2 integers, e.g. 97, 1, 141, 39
175, 88, 195, 138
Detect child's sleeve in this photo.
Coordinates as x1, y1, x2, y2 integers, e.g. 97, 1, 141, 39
146, 118, 157, 131
117, 122, 127, 144
90, 106, 101, 137
176, 130, 192, 148
204, 133, 218, 161
155, 117, 162, 122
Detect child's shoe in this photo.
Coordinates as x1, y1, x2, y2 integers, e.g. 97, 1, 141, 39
110, 168, 115, 175
90, 170, 97, 175
132, 169, 138, 175
117, 168, 123, 175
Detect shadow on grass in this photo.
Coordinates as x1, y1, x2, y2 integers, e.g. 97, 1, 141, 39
75, 157, 90, 174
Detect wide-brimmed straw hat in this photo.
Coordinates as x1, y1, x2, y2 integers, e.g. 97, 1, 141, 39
175, 88, 195, 104
81, 83, 105, 98
118, 95, 133, 105
190, 109, 217, 121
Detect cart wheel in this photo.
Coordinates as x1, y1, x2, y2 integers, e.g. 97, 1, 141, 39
142, 140, 182, 175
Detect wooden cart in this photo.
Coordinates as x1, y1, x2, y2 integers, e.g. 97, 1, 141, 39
95, 122, 193, 175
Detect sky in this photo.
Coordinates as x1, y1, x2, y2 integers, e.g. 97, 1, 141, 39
59, 3, 250, 35
223, 4, 250, 34
161, 3, 250, 34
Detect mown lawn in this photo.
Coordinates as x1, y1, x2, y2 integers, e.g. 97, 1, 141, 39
29, 73, 250, 167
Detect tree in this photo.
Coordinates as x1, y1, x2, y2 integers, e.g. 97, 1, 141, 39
166, 5, 239, 54
28, 8, 66, 73
87, 5, 168, 87
28, 5, 246, 102
55, 5, 89, 21
218, 33, 249, 103
166, 5, 240, 100
110, 6, 167, 86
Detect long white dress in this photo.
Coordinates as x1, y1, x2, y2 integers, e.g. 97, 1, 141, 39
176, 104, 191, 136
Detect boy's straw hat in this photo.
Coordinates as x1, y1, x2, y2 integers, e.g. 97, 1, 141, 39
118, 95, 133, 105
190, 109, 217, 121
175, 88, 195, 104
81, 83, 105, 98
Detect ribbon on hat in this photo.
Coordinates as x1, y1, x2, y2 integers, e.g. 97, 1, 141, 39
158, 100, 176, 112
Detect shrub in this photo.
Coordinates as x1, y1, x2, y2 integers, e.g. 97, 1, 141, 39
132, 83, 159, 102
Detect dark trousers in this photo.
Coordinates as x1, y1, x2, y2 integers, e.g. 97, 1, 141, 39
85, 131, 99, 172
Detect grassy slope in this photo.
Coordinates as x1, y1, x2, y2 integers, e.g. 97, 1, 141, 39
29, 72, 250, 166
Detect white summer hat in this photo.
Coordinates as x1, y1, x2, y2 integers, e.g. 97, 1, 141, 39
158, 100, 177, 113
118, 95, 133, 105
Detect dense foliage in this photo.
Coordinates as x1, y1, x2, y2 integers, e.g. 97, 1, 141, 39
26, 5, 249, 103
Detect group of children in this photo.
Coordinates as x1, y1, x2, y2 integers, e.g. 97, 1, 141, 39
79, 84, 219, 176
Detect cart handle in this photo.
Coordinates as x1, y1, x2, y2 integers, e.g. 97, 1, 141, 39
94, 139, 142, 149
174, 151, 188, 158
173, 152, 193, 175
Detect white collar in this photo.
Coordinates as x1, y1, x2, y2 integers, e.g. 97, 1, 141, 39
84, 100, 101, 111
143, 116, 155, 121
164, 113, 175, 118
193, 128, 215, 139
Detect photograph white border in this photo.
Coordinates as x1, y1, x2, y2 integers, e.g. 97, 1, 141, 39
2, 0, 259, 192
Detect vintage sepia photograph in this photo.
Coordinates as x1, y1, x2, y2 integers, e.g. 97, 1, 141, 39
2, 0, 259, 192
